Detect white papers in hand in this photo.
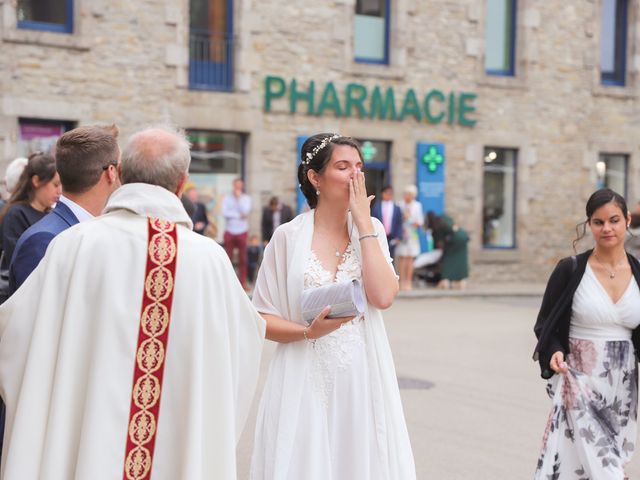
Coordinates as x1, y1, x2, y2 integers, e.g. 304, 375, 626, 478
301, 279, 365, 324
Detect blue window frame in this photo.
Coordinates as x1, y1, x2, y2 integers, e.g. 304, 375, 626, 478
17, 0, 73, 33
354, 0, 390, 64
189, 0, 234, 91
601, 0, 628, 86
484, 0, 517, 76
483, 147, 517, 249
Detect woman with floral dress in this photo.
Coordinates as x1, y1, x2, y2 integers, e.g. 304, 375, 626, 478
533, 188, 640, 478
250, 133, 416, 480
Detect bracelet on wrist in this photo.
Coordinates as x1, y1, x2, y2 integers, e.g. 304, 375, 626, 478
358, 232, 379, 241
303, 326, 316, 345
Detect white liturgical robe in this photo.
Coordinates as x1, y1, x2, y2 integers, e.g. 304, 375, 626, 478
0, 183, 266, 480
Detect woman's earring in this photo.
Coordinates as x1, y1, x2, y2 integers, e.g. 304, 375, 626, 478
316, 189, 320, 196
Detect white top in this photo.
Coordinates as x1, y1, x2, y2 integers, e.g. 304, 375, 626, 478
222, 193, 251, 234
398, 200, 424, 227
58, 195, 93, 222
570, 263, 640, 340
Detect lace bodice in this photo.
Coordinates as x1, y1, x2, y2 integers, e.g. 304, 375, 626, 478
305, 243, 366, 406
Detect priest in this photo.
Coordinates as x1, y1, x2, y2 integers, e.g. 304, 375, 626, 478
0, 126, 265, 479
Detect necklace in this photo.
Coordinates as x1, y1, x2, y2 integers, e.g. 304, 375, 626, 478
593, 251, 626, 279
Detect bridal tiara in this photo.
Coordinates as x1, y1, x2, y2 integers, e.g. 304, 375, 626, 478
302, 134, 341, 166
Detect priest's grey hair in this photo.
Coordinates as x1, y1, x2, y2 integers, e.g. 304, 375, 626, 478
121, 125, 191, 192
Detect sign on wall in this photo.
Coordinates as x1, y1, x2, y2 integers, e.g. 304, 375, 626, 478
416, 142, 446, 251
265, 76, 477, 127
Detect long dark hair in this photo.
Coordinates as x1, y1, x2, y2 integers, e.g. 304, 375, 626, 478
573, 188, 629, 251
0, 152, 57, 223
297, 133, 362, 209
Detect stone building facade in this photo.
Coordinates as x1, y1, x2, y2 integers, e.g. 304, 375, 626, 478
1, 0, 639, 282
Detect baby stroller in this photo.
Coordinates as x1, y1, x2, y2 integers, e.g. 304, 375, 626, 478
413, 249, 443, 286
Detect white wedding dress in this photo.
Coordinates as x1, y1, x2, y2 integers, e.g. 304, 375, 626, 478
250, 211, 416, 480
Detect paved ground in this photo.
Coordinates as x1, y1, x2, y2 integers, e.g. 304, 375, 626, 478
237, 296, 640, 479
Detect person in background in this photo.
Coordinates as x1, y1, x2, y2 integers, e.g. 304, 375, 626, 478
261, 195, 294, 244
396, 184, 423, 291
533, 188, 640, 478
247, 233, 263, 286
184, 183, 209, 234
0, 157, 29, 256
0, 153, 61, 302
372, 185, 403, 259
9, 125, 121, 293
3, 157, 28, 201
222, 178, 252, 289
436, 214, 470, 290
626, 212, 640, 259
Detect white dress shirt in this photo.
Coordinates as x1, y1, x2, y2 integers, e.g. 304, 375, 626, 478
58, 195, 94, 222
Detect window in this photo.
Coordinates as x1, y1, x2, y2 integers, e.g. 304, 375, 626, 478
601, 0, 628, 86
17, 0, 73, 33
18, 118, 75, 156
354, 0, 390, 64
597, 153, 628, 197
483, 147, 517, 248
189, 0, 234, 90
186, 130, 245, 241
484, 0, 517, 76
355, 139, 391, 200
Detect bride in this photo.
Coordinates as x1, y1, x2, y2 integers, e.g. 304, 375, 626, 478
250, 133, 416, 479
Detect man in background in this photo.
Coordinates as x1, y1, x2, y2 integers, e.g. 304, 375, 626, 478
184, 183, 209, 234
261, 195, 293, 244
372, 185, 403, 259
222, 178, 251, 289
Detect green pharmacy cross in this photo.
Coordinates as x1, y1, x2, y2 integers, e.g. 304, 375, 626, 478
422, 146, 444, 173
361, 141, 378, 162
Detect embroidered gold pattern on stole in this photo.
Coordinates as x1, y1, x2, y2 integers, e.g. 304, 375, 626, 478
124, 218, 177, 480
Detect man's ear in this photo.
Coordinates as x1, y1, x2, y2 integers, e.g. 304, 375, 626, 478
107, 165, 118, 184
175, 174, 188, 197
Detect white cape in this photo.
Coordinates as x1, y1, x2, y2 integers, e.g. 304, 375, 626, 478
251, 210, 416, 479
0, 183, 265, 480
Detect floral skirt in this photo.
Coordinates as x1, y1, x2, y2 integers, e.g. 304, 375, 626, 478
535, 338, 638, 479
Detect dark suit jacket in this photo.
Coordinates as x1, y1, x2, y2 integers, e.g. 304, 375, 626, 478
9, 201, 79, 293
372, 201, 403, 241
191, 202, 209, 235
261, 204, 294, 242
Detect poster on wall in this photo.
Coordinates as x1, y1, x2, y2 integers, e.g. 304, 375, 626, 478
18, 121, 72, 156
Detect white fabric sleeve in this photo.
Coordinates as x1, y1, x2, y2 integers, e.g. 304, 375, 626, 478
252, 228, 286, 318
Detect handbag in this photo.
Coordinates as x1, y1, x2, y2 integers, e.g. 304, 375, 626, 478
301, 279, 365, 324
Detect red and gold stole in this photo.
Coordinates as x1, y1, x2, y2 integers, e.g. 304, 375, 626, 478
123, 218, 178, 480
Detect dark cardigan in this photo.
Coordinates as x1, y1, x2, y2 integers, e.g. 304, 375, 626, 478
533, 249, 640, 379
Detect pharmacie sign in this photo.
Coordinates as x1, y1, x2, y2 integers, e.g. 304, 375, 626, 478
264, 75, 477, 127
